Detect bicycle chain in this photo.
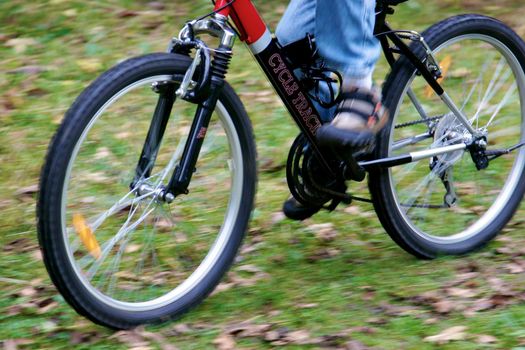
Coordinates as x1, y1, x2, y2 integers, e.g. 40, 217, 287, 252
394, 115, 444, 129
395, 114, 453, 209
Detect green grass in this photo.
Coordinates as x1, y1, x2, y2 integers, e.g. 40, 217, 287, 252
2, 0, 525, 349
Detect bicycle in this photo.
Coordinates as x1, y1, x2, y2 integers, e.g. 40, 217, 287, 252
37, 0, 525, 329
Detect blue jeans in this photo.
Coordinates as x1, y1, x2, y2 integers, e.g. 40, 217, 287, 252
276, 0, 381, 121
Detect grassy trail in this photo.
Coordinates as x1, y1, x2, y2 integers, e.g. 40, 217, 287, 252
1, 1, 525, 349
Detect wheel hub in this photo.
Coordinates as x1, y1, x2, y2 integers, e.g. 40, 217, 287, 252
135, 183, 174, 203
431, 113, 466, 170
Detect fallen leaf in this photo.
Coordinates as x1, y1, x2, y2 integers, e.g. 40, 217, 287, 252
344, 205, 373, 218
447, 272, 479, 287
35, 297, 59, 314
139, 329, 178, 350
378, 302, 422, 317
236, 264, 262, 274
297, 303, 318, 309
487, 277, 511, 294
213, 333, 236, 350
85, 171, 110, 183
366, 317, 387, 325
345, 339, 370, 350
3, 339, 34, 350
3, 339, 17, 350
433, 299, 454, 314
308, 223, 337, 242
463, 297, 494, 317
495, 247, 514, 255
424, 318, 438, 325
14, 184, 39, 199
450, 67, 470, 78
76, 58, 102, 73
14, 285, 38, 298
424, 326, 468, 344
39, 319, 59, 333
94, 147, 112, 160
505, 262, 524, 274
7, 65, 47, 75
116, 131, 131, 139
148, 2, 166, 10
489, 293, 515, 307
70, 331, 92, 345
170, 323, 192, 335
110, 328, 150, 349
3, 89, 24, 111
117, 9, 139, 18
348, 326, 377, 335
4, 238, 38, 253
142, 20, 163, 30
271, 211, 285, 224
307, 247, 341, 262
63, 9, 77, 17
284, 330, 318, 344
5, 38, 38, 53
125, 244, 142, 254
264, 330, 280, 342
259, 158, 285, 173
476, 334, 497, 344
446, 287, 477, 298
228, 323, 271, 338
210, 282, 234, 296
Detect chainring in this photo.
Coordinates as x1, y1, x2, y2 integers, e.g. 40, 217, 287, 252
286, 134, 344, 207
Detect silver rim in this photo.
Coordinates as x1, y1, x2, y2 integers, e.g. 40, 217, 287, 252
61, 75, 244, 311
388, 34, 525, 244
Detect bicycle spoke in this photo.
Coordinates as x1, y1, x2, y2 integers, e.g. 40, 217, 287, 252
484, 82, 517, 129
83, 195, 156, 277
460, 53, 494, 113
471, 56, 507, 125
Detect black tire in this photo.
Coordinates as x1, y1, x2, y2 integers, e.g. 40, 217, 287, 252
370, 15, 525, 258
37, 53, 257, 329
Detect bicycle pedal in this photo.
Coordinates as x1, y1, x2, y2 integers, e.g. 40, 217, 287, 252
342, 155, 366, 182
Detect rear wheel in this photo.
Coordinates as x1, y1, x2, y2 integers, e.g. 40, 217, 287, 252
371, 15, 525, 258
38, 53, 257, 328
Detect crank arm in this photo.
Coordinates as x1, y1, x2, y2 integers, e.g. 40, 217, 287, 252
359, 143, 466, 170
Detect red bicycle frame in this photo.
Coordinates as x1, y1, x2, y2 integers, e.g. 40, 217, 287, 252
213, 0, 268, 46
213, 0, 333, 172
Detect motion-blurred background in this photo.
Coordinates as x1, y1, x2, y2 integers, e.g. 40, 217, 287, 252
2, 1, 525, 349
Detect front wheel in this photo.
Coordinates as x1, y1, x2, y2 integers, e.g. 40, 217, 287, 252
370, 15, 525, 258
37, 53, 257, 328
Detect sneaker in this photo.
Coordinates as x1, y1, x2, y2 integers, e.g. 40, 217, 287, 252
316, 86, 387, 150
282, 196, 321, 221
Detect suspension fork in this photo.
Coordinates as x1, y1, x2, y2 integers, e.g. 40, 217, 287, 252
131, 82, 177, 188
166, 46, 232, 197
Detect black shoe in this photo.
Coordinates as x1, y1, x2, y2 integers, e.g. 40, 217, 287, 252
316, 86, 387, 150
282, 197, 321, 221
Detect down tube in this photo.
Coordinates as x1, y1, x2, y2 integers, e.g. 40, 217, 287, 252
251, 38, 332, 171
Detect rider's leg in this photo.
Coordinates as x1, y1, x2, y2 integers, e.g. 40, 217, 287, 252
276, 0, 383, 220
315, 0, 380, 89
314, 0, 387, 150
276, 0, 337, 122
276, 0, 321, 220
